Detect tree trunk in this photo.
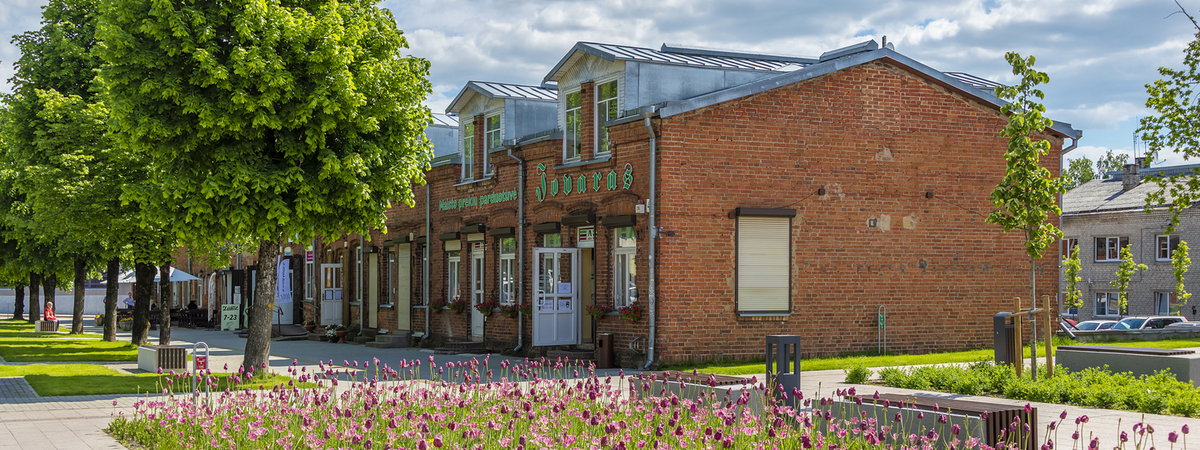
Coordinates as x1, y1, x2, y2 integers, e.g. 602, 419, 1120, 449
28, 272, 40, 323
243, 241, 280, 375
72, 256, 87, 334
132, 262, 155, 346
12, 284, 24, 321
103, 257, 119, 342
43, 274, 57, 327
1029, 254, 1038, 382
158, 261, 173, 345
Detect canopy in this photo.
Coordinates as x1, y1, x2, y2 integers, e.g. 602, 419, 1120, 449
115, 267, 200, 283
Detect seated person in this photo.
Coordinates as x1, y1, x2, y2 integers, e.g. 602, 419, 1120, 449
187, 300, 199, 310
43, 301, 57, 326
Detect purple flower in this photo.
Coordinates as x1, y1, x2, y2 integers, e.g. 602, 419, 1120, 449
952, 424, 961, 436
1024, 403, 1032, 414
1170, 432, 1180, 443
1060, 410, 1068, 420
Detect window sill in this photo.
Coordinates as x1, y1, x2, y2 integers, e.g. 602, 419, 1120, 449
1093, 260, 1121, 264
737, 312, 790, 317
454, 176, 495, 187
349, 301, 363, 306
380, 304, 394, 309
555, 156, 612, 170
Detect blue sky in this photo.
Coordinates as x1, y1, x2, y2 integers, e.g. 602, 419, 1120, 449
2, 0, 1196, 168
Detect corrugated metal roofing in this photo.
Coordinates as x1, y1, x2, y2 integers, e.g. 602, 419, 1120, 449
471, 81, 557, 101
431, 113, 458, 127
585, 42, 801, 71
1062, 164, 1200, 215
943, 72, 1002, 90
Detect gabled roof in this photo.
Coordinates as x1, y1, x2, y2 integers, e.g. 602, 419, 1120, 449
431, 113, 458, 128
447, 81, 557, 114
657, 40, 1082, 140
1063, 164, 1200, 215
543, 42, 816, 84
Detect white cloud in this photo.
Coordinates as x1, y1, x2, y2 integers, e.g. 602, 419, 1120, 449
1049, 101, 1146, 131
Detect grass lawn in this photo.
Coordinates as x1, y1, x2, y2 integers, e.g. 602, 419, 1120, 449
662, 336, 1200, 376
0, 364, 310, 397
0, 318, 101, 339
0, 337, 138, 362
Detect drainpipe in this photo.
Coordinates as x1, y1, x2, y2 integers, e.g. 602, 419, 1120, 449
640, 106, 658, 370
504, 140, 526, 351
423, 182, 431, 338
359, 235, 365, 330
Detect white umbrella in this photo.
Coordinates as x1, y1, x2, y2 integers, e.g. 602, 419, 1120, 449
115, 267, 200, 284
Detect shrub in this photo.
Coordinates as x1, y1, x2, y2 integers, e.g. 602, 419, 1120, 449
843, 363, 872, 384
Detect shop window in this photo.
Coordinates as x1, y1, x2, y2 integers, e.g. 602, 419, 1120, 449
1062, 238, 1078, 259
1094, 292, 1123, 316
383, 249, 394, 306
614, 227, 637, 307
499, 238, 516, 305
1157, 235, 1181, 261
484, 114, 500, 176
447, 251, 461, 305
1095, 237, 1128, 262
462, 122, 475, 181
1156, 292, 1180, 316
564, 91, 582, 162
596, 80, 618, 155
736, 215, 791, 314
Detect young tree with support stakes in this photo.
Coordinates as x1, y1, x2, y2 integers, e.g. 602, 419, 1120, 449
1173, 241, 1192, 311
1063, 245, 1083, 313
99, 0, 434, 372
1111, 247, 1147, 316
987, 52, 1065, 382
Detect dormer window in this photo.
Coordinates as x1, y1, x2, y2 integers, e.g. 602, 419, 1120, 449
564, 91, 582, 161
484, 114, 501, 176
461, 121, 474, 181
596, 80, 618, 155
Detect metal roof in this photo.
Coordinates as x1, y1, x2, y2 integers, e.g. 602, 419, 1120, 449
431, 113, 458, 127
447, 81, 557, 114
1062, 164, 1200, 215
544, 42, 811, 83
943, 72, 1002, 90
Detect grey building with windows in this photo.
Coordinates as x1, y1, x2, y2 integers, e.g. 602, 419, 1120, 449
1060, 163, 1200, 321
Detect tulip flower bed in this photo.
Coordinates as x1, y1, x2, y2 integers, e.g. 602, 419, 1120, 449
107, 357, 1191, 450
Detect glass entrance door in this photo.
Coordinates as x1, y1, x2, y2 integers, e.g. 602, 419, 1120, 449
321, 264, 343, 325
470, 247, 485, 340
533, 247, 580, 346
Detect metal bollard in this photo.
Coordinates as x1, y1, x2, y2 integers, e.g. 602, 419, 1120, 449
765, 335, 801, 396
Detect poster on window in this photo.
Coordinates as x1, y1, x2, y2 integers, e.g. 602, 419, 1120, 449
557, 282, 571, 294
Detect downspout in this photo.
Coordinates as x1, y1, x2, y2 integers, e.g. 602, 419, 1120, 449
423, 182, 431, 338
504, 139, 526, 351
359, 235, 365, 329
640, 106, 658, 370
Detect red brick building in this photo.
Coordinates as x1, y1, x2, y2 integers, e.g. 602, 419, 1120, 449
184, 40, 1081, 366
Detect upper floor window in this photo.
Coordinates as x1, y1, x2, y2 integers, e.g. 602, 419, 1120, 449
484, 115, 500, 176
596, 80, 618, 155
1157, 235, 1181, 261
1062, 238, 1078, 259
462, 122, 475, 181
564, 91, 582, 161
1095, 236, 1129, 262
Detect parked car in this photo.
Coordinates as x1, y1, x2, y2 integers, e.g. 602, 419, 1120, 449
1111, 316, 1188, 330
1074, 320, 1118, 331
1166, 321, 1200, 328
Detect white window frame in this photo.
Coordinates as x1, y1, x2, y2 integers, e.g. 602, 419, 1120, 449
1156, 291, 1177, 316
1095, 236, 1128, 262
484, 114, 500, 176
1060, 291, 1078, 317
356, 246, 363, 302
447, 251, 461, 304
1094, 292, 1122, 316
613, 226, 637, 307
1062, 238, 1078, 259
595, 79, 619, 155
498, 237, 515, 305
304, 249, 314, 301
384, 249, 394, 306
563, 89, 582, 162
735, 213, 793, 315
461, 122, 475, 181
1157, 235, 1180, 261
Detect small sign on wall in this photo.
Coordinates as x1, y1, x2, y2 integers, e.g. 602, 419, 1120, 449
220, 304, 240, 331
577, 227, 595, 248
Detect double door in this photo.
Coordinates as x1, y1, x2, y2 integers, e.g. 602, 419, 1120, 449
533, 247, 580, 346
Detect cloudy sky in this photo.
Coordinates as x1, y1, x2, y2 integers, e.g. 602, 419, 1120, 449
1, 0, 1196, 168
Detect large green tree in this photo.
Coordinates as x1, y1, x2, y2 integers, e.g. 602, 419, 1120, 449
987, 52, 1064, 382
1095, 150, 1130, 179
98, 0, 434, 370
1063, 156, 1096, 191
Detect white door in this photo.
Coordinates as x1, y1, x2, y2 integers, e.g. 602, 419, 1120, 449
368, 253, 379, 328
470, 245, 485, 340
533, 247, 580, 346
321, 264, 343, 325
395, 244, 411, 331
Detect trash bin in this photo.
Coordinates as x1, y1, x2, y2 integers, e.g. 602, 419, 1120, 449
994, 312, 1016, 366
596, 333, 615, 369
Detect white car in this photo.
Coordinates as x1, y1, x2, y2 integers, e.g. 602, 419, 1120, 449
1074, 320, 1118, 331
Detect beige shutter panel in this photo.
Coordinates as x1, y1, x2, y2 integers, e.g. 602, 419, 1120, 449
737, 216, 790, 312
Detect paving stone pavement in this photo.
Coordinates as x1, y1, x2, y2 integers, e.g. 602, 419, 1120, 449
0, 377, 39, 399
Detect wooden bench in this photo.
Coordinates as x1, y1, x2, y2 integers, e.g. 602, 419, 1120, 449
875, 393, 1037, 450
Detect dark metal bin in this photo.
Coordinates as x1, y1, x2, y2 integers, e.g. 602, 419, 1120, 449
994, 312, 1017, 366
596, 333, 615, 369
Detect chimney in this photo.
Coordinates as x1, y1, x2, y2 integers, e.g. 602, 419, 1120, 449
1122, 163, 1141, 192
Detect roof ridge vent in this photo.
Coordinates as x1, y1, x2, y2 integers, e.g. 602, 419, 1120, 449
661, 43, 818, 64
818, 40, 880, 62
